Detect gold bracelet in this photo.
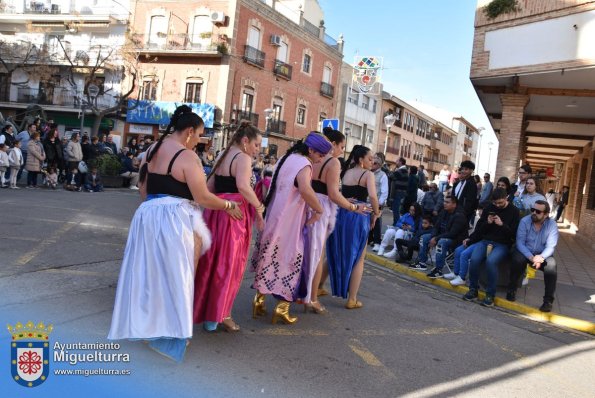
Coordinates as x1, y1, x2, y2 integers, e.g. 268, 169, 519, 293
230, 201, 236, 210
224, 200, 230, 210
350, 203, 357, 212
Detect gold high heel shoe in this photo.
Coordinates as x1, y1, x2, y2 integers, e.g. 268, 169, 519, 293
345, 299, 363, 309
221, 317, 240, 332
271, 300, 298, 325
317, 287, 329, 297
252, 292, 266, 318
304, 301, 328, 314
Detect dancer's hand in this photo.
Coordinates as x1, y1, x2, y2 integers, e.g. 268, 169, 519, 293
255, 213, 265, 231
353, 203, 370, 215
225, 202, 243, 220
306, 211, 322, 226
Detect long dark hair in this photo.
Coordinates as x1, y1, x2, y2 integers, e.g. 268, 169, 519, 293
140, 105, 204, 183
322, 126, 345, 144
411, 202, 422, 228
341, 144, 370, 178
263, 140, 310, 208
497, 176, 512, 194
208, 120, 261, 180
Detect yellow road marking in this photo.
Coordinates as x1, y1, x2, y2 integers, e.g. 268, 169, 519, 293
348, 338, 396, 379
17, 222, 76, 265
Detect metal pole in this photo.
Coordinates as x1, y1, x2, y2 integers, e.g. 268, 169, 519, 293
80, 105, 85, 135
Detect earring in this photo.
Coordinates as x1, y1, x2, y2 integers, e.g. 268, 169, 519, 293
243, 144, 247, 152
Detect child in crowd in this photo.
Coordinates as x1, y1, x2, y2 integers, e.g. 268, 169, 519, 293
65, 167, 82, 191
0, 143, 8, 188
395, 215, 433, 263
377, 203, 422, 258
8, 140, 23, 189
84, 167, 103, 192
47, 167, 58, 189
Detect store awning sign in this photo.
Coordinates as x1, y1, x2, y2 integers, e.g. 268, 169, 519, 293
126, 100, 215, 128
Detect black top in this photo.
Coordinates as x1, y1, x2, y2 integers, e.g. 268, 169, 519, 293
214, 152, 241, 194
342, 170, 368, 202
469, 202, 520, 246
311, 157, 333, 195
146, 148, 193, 200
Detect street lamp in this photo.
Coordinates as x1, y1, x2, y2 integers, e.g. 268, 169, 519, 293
344, 127, 351, 160
475, 126, 485, 172
487, 141, 494, 176
383, 113, 397, 155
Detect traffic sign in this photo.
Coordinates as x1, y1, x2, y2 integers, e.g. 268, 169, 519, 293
321, 119, 340, 131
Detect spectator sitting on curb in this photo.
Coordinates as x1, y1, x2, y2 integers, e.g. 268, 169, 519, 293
65, 167, 82, 191
378, 203, 422, 259
394, 215, 433, 263
506, 200, 559, 312
462, 188, 520, 307
411, 195, 468, 277
120, 152, 140, 190
84, 167, 104, 192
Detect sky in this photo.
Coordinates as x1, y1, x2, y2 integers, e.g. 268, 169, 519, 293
320, 0, 499, 174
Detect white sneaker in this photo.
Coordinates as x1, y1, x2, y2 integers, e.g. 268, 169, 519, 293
522, 276, 529, 286
130, 186, 139, 190
383, 249, 397, 259
450, 276, 466, 286
377, 246, 387, 256
372, 244, 380, 252
443, 272, 456, 280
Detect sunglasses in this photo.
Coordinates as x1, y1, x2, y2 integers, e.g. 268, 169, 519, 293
530, 208, 545, 215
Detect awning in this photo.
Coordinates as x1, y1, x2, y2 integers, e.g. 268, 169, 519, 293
50, 114, 114, 129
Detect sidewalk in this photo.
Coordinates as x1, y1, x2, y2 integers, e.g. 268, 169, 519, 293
371, 211, 595, 330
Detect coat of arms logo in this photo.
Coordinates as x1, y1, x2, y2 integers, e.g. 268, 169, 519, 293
8, 321, 53, 387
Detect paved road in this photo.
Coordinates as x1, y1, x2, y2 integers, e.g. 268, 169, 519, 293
1, 189, 594, 397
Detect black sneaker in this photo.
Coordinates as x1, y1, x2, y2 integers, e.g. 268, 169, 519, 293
463, 288, 478, 301
506, 291, 516, 302
481, 294, 495, 307
409, 262, 428, 271
427, 268, 443, 279
539, 301, 553, 312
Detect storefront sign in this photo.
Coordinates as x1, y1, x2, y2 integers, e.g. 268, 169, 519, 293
126, 100, 215, 128
128, 124, 154, 135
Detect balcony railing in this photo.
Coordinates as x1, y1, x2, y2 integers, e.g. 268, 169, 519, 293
268, 119, 286, 135
238, 111, 259, 126
243, 45, 265, 68
273, 60, 292, 80
386, 147, 399, 155
9, 86, 117, 108
320, 82, 334, 99
133, 34, 218, 53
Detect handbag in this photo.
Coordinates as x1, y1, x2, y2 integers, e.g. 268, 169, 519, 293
78, 160, 88, 173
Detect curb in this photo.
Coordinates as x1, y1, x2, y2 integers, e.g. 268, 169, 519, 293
366, 253, 595, 336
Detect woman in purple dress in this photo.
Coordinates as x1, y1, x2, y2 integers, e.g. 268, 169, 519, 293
251, 132, 332, 325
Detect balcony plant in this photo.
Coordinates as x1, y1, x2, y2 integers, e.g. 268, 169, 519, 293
484, 0, 519, 19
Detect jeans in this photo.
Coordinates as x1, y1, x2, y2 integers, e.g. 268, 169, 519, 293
468, 240, 510, 297
391, 190, 406, 224
418, 234, 452, 269
27, 171, 39, 187
17, 151, 27, 181
84, 183, 104, 192
439, 181, 448, 192
555, 204, 565, 221
508, 248, 557, 302
453, 243, 477, 280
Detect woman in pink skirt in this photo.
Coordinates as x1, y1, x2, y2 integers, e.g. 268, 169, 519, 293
193, 122, 264, 332
251, 132, 332, 325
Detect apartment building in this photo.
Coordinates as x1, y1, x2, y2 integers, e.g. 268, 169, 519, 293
0, 0, 129, 137
470, 0, 595, 243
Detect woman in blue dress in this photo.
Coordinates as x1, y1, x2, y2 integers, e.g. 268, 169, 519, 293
326, 145, 380, 309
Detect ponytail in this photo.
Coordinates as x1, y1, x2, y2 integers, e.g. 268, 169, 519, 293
208, 120, 261, 180
140, 105, 203, 184
263, 140, 309, 208
341, 144, 370, 179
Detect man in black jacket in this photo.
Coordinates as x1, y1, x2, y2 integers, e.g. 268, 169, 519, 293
411, 195, 468, 278
390, 157, 408, 223
452, 160, 478, 223
463, 188, 520, 307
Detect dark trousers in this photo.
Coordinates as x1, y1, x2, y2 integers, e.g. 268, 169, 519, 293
17, 151, 27, 181
391, 190, 406, 224
508, 248, 557, 302
27, 171, 39, 186
395, 238, 419, 260
369, 213, 383, 245
555, 204, 565, 221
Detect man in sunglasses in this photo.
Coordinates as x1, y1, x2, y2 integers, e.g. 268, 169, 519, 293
506, 200, 559, 312
463, 188, 520, 306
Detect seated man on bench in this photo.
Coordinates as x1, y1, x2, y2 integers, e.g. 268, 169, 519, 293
506, 199, 559, 312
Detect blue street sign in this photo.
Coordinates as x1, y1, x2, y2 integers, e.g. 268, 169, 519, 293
321, 118, 340, 131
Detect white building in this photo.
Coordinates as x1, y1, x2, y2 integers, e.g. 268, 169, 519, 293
0, 0, 130, 136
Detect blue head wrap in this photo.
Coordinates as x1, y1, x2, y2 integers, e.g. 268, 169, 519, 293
304, 132, 332, 154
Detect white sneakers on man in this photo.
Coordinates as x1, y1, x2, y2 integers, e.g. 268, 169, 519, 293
377, 246, 387, 256
443, 272, 456, 280
450, 276, 466, 286
383, 249, 397, 259
372, 244, 380, 252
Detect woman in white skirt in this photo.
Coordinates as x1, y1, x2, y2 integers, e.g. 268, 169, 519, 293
108, 105, 242, 362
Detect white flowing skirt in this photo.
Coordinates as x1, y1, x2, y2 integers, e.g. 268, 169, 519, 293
108, 196, 211, 340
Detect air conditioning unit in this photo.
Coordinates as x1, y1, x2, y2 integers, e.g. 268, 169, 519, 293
210, 11, 225, 23
270, 35, 281, 46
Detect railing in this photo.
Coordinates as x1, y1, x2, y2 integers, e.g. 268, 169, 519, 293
11, 87, 117, 108
243, 45, 265, 68
387, 147, 399, 155
268, 119, 286, 135
238, 111, 259, 126
273, 59, 292, 80
320, 82, 334, 98
303, 19, 319, 37
132, 33, 217, 52
324, 33, 339, 50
